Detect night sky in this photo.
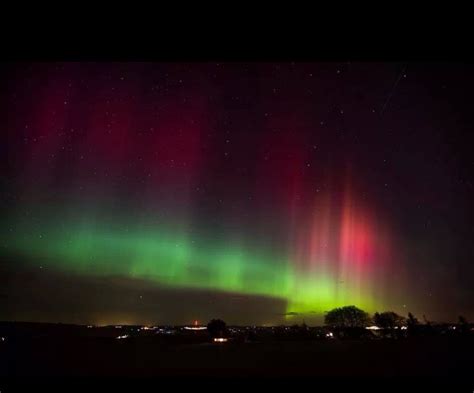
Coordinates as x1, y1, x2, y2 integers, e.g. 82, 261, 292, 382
1, 62, 473, 326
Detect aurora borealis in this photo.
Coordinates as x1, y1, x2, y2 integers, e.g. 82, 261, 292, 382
1, 63, 473, 325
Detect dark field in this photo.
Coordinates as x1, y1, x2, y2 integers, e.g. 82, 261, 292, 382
2, 334, 473, 377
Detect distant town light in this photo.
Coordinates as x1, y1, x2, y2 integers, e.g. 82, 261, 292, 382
0, 337, 5, 342
326, 332, 334, 338
115, 325, 122, 329
365, 325, 382, 330
184, 326, 207, 331
401, 326, 407, 330
214, 337, 228, 343
116, 335, 129, 340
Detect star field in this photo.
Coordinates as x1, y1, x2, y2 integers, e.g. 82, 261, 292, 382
1, 62, 473, 325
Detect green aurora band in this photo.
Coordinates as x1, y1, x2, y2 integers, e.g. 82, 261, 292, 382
4, 212, 381, 316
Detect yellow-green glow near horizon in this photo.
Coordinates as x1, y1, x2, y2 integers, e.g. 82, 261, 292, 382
4, 62, 467, 325
4, 215, 381, 316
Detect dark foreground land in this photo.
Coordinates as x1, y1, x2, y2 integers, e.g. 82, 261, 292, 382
1, 324, 473, 379
3, 337, 474, 378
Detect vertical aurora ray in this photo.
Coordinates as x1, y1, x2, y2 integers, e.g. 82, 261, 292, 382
1, 63, 404, 323
282, 183, 387, 315
3, 182, 392, 317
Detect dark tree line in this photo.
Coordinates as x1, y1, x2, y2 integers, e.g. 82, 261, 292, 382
207, 318, 227, 338
323, 306, 471, 338
203, 309, 470, 341
324, 305, 370, 328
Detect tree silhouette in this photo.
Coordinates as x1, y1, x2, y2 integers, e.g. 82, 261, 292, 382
374, 311, 405, 328
458, 315, 469, 334
374, 311, 405, 338
407, 312, 418, 326
407, 312, 419, 336
207, 319, 227, 338
324, 306, 370, 328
